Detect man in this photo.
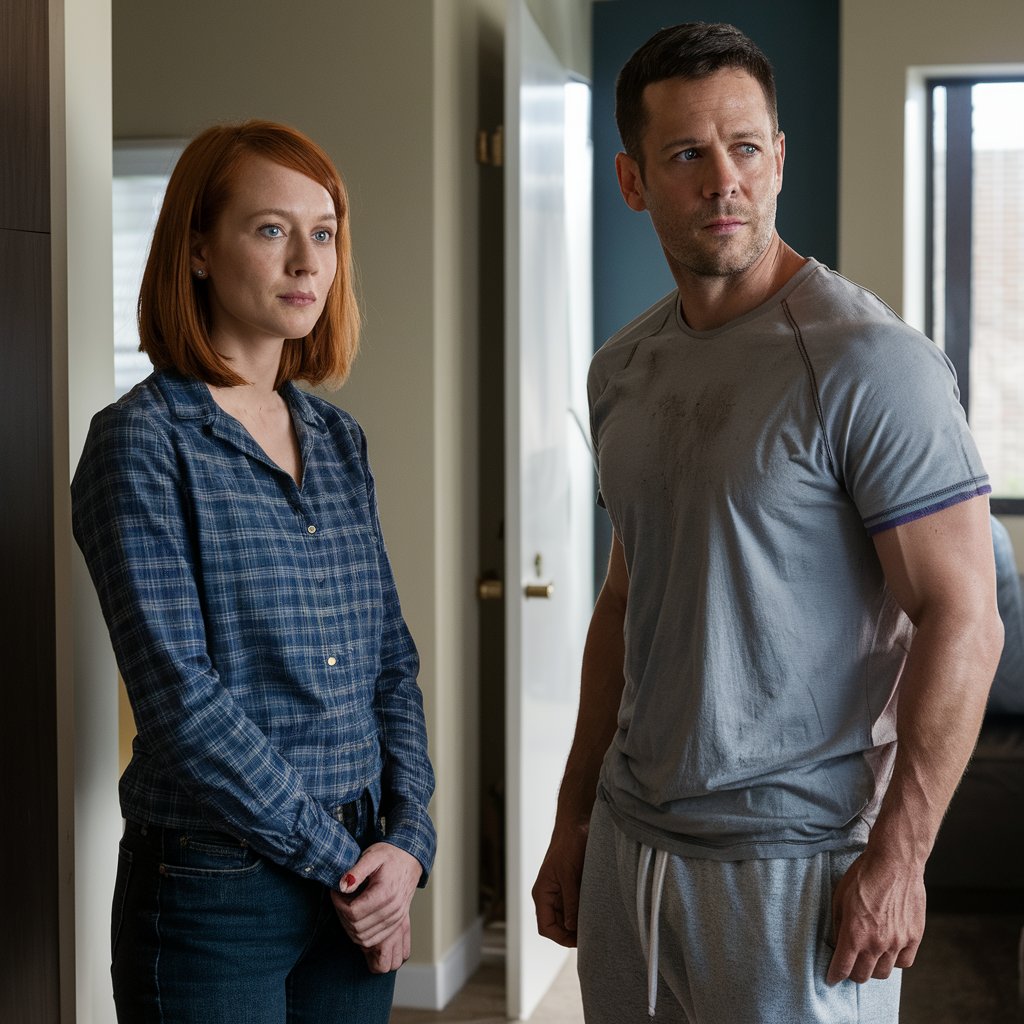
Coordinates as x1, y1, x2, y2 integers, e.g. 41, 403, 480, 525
532, 22, 1003, 1024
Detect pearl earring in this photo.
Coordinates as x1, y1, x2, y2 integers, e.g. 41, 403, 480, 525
193, 268, 207, 278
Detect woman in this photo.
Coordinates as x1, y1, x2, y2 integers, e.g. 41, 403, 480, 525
72, 121, 435, 1023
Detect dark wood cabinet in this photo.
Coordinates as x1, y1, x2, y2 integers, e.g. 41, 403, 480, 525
0, 0, 50, 232
0, 0, 61, 1020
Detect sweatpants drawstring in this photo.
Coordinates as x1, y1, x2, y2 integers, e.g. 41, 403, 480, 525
636, 843, 669, 1018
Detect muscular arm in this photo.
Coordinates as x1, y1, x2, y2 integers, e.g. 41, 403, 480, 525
828, 496, 1003, 984
532, 532, 629, 946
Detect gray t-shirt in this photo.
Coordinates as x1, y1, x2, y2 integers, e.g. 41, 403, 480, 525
589, 259, 990, 860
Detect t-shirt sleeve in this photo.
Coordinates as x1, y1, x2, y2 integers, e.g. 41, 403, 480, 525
587, 293, 677, 515
818, 326, 990, 535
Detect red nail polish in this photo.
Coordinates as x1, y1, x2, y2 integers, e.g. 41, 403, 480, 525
344, 873, 357, 887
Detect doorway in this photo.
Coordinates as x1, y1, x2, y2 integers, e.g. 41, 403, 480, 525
479, 3, 595, 1016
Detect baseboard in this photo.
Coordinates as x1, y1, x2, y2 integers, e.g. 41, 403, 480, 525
392, 915, 485, 1010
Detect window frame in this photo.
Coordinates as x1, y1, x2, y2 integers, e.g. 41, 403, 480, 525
924, 74, 1024, 516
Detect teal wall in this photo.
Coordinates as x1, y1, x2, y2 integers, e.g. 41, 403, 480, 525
592, 0, 840, 346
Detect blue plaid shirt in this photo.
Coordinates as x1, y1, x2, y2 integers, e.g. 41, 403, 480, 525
72, 370, 435, 887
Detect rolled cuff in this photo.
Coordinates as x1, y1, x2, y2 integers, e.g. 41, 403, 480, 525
383, 797, 437, 885
278, 800, 363, 888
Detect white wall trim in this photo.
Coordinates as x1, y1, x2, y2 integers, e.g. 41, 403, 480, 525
902, 67, 930, 334
57, 0, 120, 1020
393, 915, 484, 1010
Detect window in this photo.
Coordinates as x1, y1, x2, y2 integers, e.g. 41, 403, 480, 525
927, 79, 1024, 513
112, 141, 185, 397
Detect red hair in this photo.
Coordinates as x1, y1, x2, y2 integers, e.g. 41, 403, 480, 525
138, 120, 359, 389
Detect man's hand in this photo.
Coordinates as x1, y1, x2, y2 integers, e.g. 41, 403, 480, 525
826, 849, 926, 985
532, 820, 590, 947
331, 843, 421, 950
532, 531, 629, 949
362, 913, 411, 974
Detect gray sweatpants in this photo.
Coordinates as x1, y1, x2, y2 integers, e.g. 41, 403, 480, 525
577, 798, 901, 1024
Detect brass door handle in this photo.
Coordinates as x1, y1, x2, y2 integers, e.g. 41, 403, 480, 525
524, 582, 554, 599
477, 578, 504, 601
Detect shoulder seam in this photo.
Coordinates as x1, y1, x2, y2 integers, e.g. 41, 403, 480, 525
782, 299, 836, 474
619, 304, 674, 373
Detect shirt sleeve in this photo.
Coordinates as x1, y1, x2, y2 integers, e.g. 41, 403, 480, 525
359, 429, 437, 882
816, 325, 991, 535
71, 405, 362, 887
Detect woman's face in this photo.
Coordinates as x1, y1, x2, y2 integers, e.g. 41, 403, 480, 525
194, 154, 339, 354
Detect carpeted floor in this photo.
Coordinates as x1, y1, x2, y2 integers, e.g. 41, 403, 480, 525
901, 912, 1023, 1024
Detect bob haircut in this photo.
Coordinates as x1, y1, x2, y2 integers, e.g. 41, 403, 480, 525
615, 22, 779, 175
138, 120, 359, 389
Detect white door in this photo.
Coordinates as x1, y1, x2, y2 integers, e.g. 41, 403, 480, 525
504, 1, 593, 1018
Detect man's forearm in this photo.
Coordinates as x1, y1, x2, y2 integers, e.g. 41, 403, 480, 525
867, 498, 1004, 865
533, 536, 629, 947
828, 498, 1002, 984
554, 538, 629, 831
827, 604, 1001, 986
866, 605, 1002, 866
554, 597, 626, 830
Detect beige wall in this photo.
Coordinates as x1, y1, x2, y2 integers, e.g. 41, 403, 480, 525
526, 0, 591, 79
112, 0, 506, 974
840, 0, 1024, 556
840, 0, 1024, 310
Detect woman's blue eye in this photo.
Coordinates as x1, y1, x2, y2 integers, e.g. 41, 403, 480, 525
313, 229, 332, 243
260, 225, 283, 238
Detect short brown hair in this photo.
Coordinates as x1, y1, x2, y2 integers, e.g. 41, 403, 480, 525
138, 120, 360, 389
616, 23, 779, 170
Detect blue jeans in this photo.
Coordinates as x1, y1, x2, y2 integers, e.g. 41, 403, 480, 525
111, 797, 395, 1023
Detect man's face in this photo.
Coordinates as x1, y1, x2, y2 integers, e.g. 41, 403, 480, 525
617, 69, 785, 281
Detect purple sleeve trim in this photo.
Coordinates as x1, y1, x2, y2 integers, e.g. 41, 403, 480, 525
866, 484, 992, 536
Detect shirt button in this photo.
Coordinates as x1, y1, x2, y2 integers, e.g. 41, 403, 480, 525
307, 525, 317, 534
303, 866, 312, 874
327, 656, 337, 666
